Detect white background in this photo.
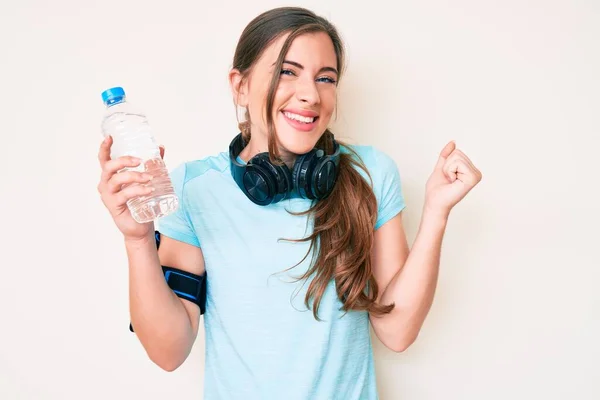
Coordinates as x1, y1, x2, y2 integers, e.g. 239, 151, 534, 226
0, 0, 598, 399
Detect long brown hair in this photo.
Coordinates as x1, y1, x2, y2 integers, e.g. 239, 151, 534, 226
232, 7, 394, 320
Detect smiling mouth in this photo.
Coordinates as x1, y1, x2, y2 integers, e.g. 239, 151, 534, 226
282, 111, 319, 124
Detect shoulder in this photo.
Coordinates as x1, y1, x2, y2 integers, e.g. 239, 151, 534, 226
168, 151, 230, 189
341, 143, 406, 229
341, 144, 400, 182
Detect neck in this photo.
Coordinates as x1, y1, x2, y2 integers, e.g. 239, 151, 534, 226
239, 136, 297, 168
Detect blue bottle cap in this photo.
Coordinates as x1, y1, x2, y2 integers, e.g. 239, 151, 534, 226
101, 87, 126, 105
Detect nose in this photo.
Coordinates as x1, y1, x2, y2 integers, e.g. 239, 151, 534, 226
295, 77, 320, 105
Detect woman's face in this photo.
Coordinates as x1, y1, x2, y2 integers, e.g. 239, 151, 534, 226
232, 31, 339, 161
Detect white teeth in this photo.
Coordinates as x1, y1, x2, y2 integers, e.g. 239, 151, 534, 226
284, 111, 315, 123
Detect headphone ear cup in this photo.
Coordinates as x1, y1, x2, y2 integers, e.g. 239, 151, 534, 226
248, 153, 292, 204
240, 161, 277, 206
310, 155, 339, 200
229, 132, 295, 205
269, 161, 293, 203
292, 150, 319, 199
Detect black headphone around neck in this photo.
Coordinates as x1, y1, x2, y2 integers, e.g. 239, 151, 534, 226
229, 133, 341, 206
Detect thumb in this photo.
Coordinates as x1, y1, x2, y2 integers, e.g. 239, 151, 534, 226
434, 141, 456, 171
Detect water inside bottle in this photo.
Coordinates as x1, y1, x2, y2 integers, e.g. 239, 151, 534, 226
126, 157, 179, 223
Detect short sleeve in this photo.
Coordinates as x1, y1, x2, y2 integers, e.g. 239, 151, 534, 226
371, 147, 406, 230
155, 162, 201, 248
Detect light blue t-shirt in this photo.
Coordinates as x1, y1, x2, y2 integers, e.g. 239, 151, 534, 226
156, 143, 406, 400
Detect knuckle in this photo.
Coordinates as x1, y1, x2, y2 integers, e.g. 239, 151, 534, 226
107, 178, 118, 190
106, 171, 117, 182
105, 161, 118, 172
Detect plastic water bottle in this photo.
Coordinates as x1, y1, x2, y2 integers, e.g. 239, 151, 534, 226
100, 87, 179, 223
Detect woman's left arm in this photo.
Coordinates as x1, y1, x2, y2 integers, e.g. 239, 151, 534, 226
369, 141, 482, 352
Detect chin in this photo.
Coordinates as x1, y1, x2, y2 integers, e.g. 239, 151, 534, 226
274, 112, 328, 156
275, 128, 324, 155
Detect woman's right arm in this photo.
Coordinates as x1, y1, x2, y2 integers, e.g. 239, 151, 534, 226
126, 231, 205, 372
97, 136, 205, 371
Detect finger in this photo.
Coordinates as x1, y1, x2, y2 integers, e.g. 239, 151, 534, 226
450, 149, 477, 171
159, 145, 165, 159
100, 156, 142, 184
448, 150, 482, 182
98, 136, 112, 166
107, 171, 153, 193
446, 159, 480, 186
444, 158, 468, 183
115, 184, 155, 206
435, 141, 456, 171
440, 149, 465, 181
456, 169, 481, 186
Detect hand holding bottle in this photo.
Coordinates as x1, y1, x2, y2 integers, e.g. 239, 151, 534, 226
97, 135, 166, 241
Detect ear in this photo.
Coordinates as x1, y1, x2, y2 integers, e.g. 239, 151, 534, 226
229, 68, 249, 107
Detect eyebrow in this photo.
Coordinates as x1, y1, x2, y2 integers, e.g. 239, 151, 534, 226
277, 60, 338, 75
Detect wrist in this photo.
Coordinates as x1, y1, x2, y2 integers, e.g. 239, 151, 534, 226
124, 230, 155, 248
422, 204, 450, 225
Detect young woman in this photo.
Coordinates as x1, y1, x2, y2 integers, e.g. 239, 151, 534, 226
97, 6, 482, 400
